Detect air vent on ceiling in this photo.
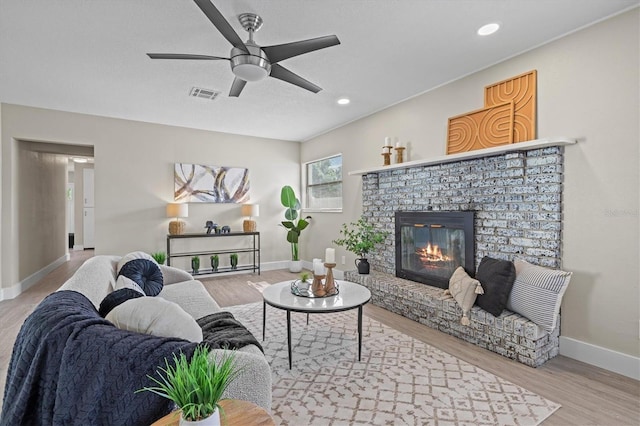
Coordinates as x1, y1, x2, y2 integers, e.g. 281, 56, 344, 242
189, 87, 221, 100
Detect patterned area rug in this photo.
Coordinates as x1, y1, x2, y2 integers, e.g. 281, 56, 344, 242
226, 302, 560, 426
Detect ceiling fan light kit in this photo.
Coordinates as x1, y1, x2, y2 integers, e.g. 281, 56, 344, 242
147, 1, 340, 97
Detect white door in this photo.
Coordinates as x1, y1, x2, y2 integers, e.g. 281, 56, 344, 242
83, 168, 94, 207
83, 207, 95, 249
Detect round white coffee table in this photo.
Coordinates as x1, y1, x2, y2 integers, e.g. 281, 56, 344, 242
262, 280, 371, 369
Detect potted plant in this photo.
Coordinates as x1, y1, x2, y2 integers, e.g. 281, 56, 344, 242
138, 346, 240, 425
191, 256, 200, 274
333, 217, 389, 274
210, 254, 219, 272
230, 253, 238, 270
151, 251, 167, 265
280, 185, 311, 272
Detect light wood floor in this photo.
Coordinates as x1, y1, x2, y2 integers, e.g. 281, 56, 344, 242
1, 254, 638, 425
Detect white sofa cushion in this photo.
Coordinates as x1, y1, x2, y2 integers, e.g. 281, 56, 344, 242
106, 296, 203, 342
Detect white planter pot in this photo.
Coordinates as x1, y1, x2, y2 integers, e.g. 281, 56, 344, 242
289, 260, 303, 273
179, 409, 220, 426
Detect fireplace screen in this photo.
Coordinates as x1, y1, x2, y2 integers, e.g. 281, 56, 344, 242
395, 211, 474, 288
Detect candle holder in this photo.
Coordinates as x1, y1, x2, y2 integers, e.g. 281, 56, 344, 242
394, 146, 406, 164
382, 145, 392, 166
324, 263, 337, 295
312, 274, 326, 297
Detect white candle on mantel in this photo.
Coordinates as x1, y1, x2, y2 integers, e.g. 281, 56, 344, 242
325, 248, 336, 264
396, 141, 402, 148
384, 136, 391, 146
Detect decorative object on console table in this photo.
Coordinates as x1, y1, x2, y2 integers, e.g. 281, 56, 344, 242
333, 217, 389, 275
280, 185, 311, 273
230, 253, 239, 270
241, 203, 259, 232
191, 256, 200, 274
166, 203, 188, 235
138, 346, 241, 426
204, 221, 218, 234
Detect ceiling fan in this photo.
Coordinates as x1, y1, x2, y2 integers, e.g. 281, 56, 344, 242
147, 0, 341, 97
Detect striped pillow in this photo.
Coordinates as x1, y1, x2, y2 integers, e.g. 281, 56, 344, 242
507, 259, 572, 332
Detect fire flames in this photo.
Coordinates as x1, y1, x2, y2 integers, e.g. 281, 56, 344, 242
416, 243, 451, 264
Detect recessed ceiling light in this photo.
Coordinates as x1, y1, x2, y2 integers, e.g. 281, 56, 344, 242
337, 98, 350, 105
477, 23, 500, 36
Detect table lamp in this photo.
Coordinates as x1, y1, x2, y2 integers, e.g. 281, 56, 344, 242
241, 203, 259, 232
166, 203, 188, 235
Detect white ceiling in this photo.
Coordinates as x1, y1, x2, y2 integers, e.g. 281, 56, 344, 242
0, 0, 637, 142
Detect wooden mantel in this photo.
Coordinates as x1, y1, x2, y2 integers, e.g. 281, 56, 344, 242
348, 137, 577, 176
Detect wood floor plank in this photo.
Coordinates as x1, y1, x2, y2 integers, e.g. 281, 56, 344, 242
1, 260, 638, 425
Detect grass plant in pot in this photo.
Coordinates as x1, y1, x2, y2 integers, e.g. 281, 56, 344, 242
138, 346, 240, 426
333, 217, 389, 274
151, 251, 167, 265
280, 185, 311, 273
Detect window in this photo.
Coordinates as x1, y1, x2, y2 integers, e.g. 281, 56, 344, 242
304, 154, 342, 211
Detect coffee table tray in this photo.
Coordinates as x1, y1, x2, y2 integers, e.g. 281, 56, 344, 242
290, 280, 340, 298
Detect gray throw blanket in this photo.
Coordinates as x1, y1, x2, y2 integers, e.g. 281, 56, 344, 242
1, 290, 197, 426
197, 311, 263, 353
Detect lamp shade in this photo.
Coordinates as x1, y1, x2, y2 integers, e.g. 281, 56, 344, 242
166, 203, 188, 218
241, 204, 259, 218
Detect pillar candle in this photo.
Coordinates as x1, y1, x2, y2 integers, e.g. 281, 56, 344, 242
313, 259, 324, 275
325, 248, 335, 264
384, 136, 391, 146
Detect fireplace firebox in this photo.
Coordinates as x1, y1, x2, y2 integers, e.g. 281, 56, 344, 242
395, 211, 475, 289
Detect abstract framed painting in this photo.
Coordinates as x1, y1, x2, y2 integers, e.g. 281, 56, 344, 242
174, 163, 250, 203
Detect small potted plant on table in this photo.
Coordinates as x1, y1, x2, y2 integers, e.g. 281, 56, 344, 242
333, 217, 389, 274
230, 253, 238, 270
210, 254, 219, 272
138, 346, 240, 425
191, 256, 200, 274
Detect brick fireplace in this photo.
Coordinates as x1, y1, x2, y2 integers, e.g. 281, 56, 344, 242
346, 144, 566, 366
361, 146, 564, 274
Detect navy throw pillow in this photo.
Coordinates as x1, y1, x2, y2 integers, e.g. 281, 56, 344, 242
474, 256, 516, 317
98, 288, 143, 317
118, 258, 164, 296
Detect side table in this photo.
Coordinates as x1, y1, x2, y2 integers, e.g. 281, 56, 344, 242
151, 399, 275, 426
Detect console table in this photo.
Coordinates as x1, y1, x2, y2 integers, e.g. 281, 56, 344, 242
166, 232, 260, 275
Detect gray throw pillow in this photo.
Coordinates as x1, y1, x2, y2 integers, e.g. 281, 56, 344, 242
507, 259, 572, 332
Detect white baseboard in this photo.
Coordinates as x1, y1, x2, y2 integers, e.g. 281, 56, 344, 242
0, 253, 70, 301
73, 244, 84, 251
560, 336, 640, 380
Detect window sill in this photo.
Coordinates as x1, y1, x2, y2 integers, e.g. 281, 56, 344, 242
303, 208, 343, 214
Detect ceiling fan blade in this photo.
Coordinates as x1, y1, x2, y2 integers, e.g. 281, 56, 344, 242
229, 77, 247, 97
147, 53, 228, 60
193, 0, 248, 53
270, 64, 321, 93
262, 35, 340, 64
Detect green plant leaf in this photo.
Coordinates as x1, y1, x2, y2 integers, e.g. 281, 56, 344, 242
281, 221, 294, 229
287, 230, 299, 244
280, 185, 296, 208
284, 207, 298, 221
